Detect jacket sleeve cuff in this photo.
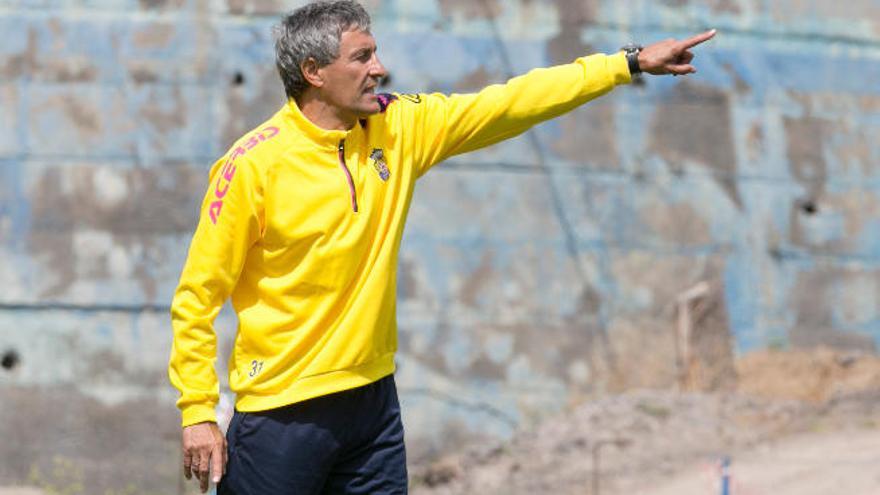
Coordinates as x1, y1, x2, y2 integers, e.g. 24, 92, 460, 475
608, 51, 633, 85
181, 404, 218, 428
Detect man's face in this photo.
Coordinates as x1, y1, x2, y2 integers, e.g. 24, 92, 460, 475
318, 28, 387, 120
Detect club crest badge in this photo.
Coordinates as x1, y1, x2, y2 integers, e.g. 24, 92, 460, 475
370, 148, 390, 181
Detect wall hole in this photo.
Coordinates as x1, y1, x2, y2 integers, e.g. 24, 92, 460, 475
800, 199, 818, 216
1, 349, 20, 371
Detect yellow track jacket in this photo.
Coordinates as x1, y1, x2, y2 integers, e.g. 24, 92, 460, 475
169, 53, 631, 427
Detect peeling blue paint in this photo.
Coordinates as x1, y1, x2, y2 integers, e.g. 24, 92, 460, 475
2, 2, 880, 484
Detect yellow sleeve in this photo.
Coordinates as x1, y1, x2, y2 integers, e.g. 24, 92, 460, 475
406, 52, 631, 175
168, 150, 263, 427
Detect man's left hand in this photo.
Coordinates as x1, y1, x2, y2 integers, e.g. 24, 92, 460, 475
638, 29, 717, 76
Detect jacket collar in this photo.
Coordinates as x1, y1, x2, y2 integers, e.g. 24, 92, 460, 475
282, 99, 359, 148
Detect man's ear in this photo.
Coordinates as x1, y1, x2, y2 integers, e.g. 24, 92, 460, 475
301, 58, 324, 88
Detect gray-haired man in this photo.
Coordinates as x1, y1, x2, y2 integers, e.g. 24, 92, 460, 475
169, 1, 716, 493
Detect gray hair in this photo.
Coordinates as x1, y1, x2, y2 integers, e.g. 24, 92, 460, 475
274, 1, 372, 101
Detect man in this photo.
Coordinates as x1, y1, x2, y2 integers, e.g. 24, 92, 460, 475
168, 1, 716, 493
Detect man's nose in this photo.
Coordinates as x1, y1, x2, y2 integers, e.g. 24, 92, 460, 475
370, 55, 387, 79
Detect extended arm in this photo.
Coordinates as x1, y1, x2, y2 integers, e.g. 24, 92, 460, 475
407, 52, 631, 173
404, 30, 717, 174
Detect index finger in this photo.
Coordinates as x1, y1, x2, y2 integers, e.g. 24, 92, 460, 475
678, 29, 717, 50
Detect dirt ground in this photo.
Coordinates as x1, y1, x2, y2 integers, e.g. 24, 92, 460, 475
646, 428, 880, 495
411, 347, 880, 495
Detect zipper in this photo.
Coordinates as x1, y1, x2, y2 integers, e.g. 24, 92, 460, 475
338, 139, 358, 213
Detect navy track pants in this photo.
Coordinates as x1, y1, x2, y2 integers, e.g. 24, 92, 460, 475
217, 374, 408, 495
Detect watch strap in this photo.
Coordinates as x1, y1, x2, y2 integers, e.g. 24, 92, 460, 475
626, 50, 641, 75
622, 43, 643, 76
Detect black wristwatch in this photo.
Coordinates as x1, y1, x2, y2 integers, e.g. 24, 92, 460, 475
621, 43, 643, 76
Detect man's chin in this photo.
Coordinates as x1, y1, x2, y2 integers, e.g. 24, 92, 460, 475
354, 99, 383, 117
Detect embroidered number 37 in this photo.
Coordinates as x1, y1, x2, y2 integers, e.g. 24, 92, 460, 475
249, 360, 264, 377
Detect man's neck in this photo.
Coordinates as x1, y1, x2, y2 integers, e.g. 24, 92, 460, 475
295, 93, 356, 131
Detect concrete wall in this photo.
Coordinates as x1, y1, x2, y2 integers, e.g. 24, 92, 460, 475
1, 0, 879, 491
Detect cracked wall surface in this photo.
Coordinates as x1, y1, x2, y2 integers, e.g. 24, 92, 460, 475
1, 0, 879, 490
